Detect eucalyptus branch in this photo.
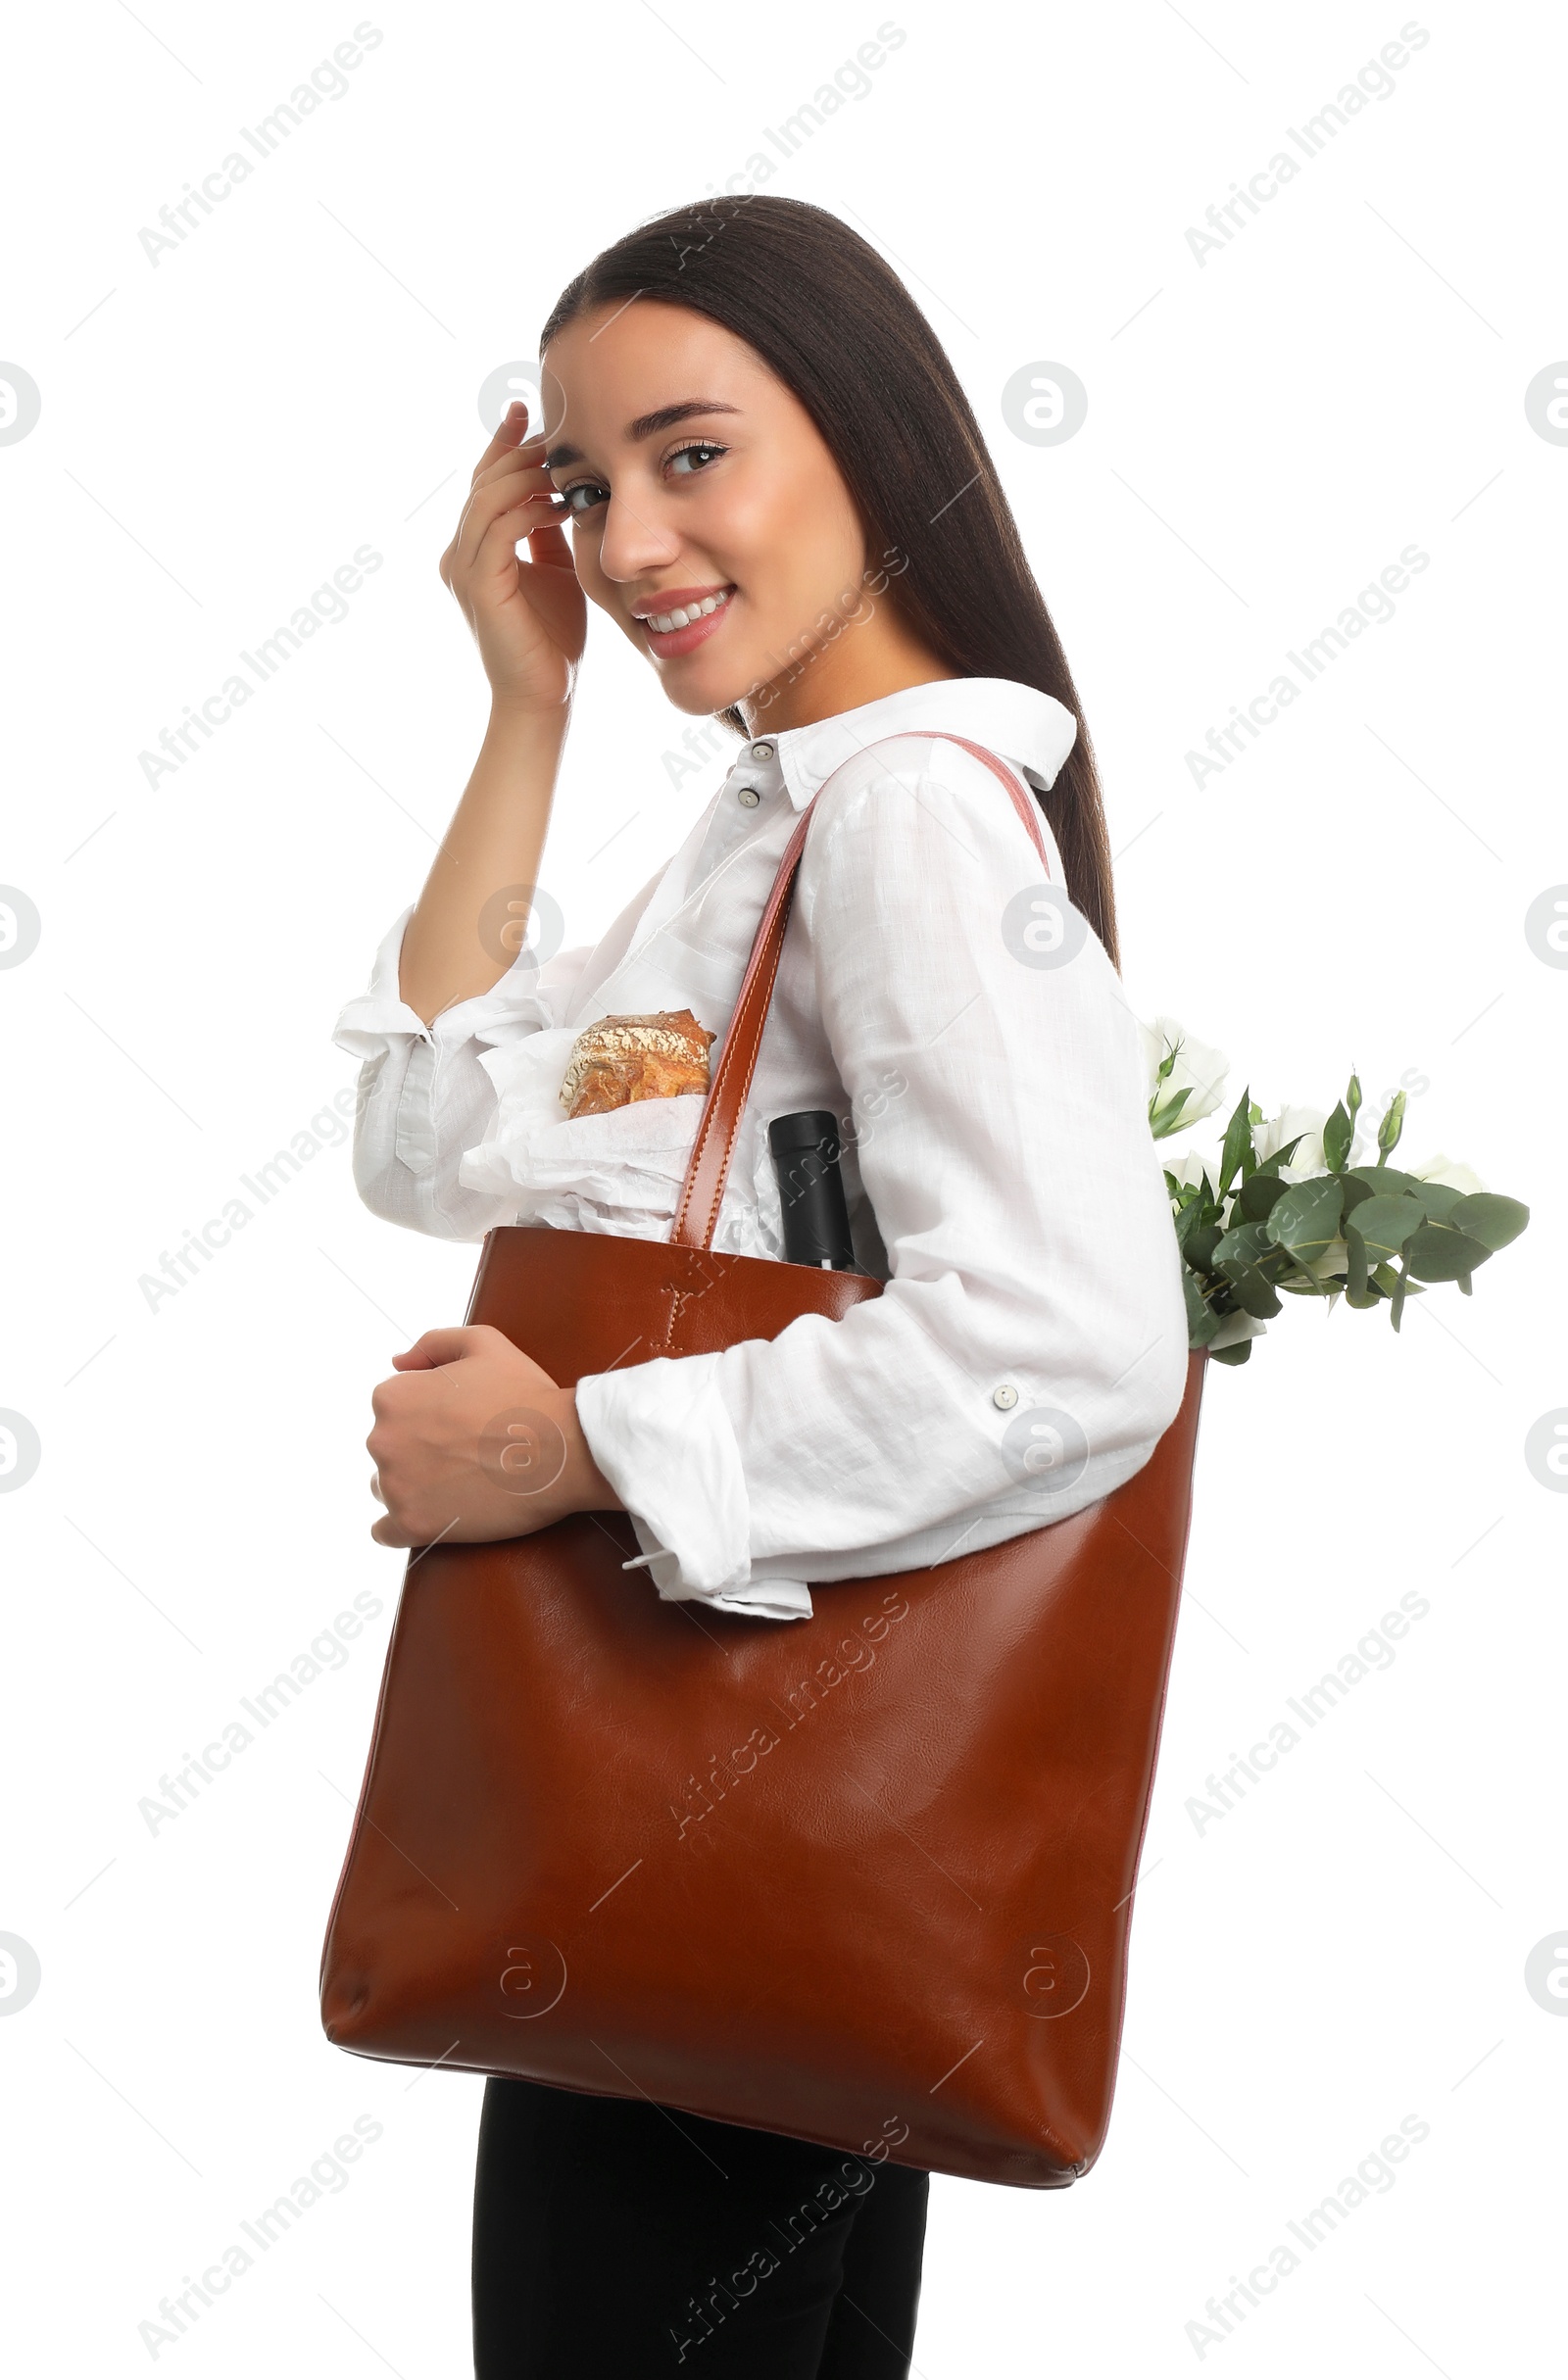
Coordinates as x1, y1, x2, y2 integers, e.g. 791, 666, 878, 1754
1142, 1044, 1530, 1364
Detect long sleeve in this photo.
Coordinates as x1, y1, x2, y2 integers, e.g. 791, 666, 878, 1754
331, 904, 596, 1240
574, 738, 1190, 1619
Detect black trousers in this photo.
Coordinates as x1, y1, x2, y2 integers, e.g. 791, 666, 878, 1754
471, 2075, 930, 2376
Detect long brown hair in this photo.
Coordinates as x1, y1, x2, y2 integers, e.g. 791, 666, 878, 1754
540, 195, 1120, 966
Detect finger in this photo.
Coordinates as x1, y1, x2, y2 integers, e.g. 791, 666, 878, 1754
448, 488, 568, 606
447, 471, 564, 582
400, 1326, 483, 1368
475, 491, 574, 580
469, 400, 537, 485
442, 490, 559, 604
465, 451, 552, 527
470, 442, 549, 495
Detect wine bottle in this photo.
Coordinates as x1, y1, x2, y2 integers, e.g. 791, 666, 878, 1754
767, 1110, 857, 1271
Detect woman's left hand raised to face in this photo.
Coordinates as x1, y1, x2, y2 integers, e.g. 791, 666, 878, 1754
366, 1327, 623, 1549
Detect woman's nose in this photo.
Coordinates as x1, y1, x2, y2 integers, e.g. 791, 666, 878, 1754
597, 491, 682, 586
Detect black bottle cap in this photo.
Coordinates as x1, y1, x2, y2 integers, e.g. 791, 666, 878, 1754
767, 1109, 841, 1157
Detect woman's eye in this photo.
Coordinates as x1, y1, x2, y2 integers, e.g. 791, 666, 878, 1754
666, 441, 726, 478
556, 443, 723, 514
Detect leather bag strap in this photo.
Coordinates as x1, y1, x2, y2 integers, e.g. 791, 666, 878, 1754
669, 729, 1055, 1251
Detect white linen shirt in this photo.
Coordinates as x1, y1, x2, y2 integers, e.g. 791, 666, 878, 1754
333, 676, 1189, 1621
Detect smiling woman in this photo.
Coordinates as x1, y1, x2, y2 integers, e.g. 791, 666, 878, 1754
534, 320, 952, 714
330, 193, 1190, 2376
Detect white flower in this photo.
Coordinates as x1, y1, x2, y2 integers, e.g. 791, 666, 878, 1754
1165, 1143, 1215, 1192
1253, 1103, 1328, 1181
1410, 1152, 1486, 1195
1140, 1015, 1231, 1139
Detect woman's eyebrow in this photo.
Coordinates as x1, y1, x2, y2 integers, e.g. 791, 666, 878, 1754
546, 399, 741, 471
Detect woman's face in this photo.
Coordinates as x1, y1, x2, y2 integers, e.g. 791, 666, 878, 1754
540, 300, 885, 725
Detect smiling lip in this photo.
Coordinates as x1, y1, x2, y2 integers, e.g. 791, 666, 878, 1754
633, 583, 735, 659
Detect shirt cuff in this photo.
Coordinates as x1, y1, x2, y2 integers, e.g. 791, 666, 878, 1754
574, 1356, 812, 1622
331, 902, 563, 1061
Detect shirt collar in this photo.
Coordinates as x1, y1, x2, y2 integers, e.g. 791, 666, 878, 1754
754, 677, 1079, 813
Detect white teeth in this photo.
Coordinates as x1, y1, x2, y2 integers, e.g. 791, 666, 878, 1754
646, 589, 731, 635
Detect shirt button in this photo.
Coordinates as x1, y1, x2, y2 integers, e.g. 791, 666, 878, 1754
737, 786, 760, 807
992, 1384, 1019, 1410
750, 742, 774, 761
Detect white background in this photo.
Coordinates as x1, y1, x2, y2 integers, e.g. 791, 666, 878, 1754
2, 0, 1564, 2371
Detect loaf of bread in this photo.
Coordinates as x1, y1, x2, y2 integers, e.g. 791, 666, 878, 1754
560, 1008, 716, 1120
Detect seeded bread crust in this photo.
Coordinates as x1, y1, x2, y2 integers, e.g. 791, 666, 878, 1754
560, 1008, 716, 1119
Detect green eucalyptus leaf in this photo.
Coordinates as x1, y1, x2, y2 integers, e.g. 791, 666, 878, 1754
1402, 1225, 1494, 1283
1409, 1180, 1462, 1223
1348, 1194, 1425, 1263
1213, 1220, 1272, 1266
1213, 1221, 1286, 1317
1183, 1268, 1224, 1347
1218, 1260, 1283, 1319
1265, 1176, 1346, 1261
1208, 1338, 1252, 1366
1390, 1260, 1409, 1332
1238, 1171, 1291, 1222
1448, 1192, 1530, 1252
1348, 1165, 1422, 1199
1344, 1223, 1370, 1306
1388, 1269, 1405, 1331
1184, 1223, 1223, 1273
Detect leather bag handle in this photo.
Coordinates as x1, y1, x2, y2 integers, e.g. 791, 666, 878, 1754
669, 730, 1055, 1250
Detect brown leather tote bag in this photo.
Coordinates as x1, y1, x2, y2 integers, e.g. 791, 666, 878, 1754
320, 732, 1207, 2189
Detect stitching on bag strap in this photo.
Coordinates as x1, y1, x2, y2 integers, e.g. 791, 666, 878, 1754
668, 730, 1054, 1252
688, 873, 798, 1250
669, 803, 813, 1249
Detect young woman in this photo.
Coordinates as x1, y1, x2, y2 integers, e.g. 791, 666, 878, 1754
335, 195, 1188, 2378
